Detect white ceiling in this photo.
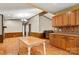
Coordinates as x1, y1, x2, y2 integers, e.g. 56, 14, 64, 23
0, 3, 43, 19
0, 3, 33, 10
1, 8, 43, 19
0, 3, 78, 19
32, 3, 78, 13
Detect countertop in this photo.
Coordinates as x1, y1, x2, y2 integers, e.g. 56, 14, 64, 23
50, 32, 79, 37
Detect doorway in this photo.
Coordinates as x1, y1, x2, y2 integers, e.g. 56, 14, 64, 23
28, 24, 31, 36
22, 21, 31, 37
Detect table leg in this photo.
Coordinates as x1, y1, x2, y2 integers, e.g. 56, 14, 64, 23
28, 47, 31, 55
18, 40, 20, 55
43, 42, 46, 55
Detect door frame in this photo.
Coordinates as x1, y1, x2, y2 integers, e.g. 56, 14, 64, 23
0, 14, 3, 42
28, 24, 31, 36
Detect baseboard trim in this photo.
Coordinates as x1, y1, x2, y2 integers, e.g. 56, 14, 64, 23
0, 35, 3, 43
5, 32, 22, 38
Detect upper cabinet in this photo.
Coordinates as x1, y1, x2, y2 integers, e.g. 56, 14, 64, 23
52, 7, 79, 27
76, 9, 79, 25
58, 15, 63, 27
68, 11, 76, 26
62, 13, 69, 26
62, 11, 76, 26
52, 14, 63, 27
52, 16, 56, 27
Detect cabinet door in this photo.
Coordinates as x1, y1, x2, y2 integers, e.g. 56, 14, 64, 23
66, 37, 72, 51
56, 16, 59, 27
75, 37, 79, 54
69, 11, 76, 26
49, 34, 54, 45
62, 13, 69, 26
66, 36, 76, 53
54, 35, 62, 48
53, 15, 63, 27
49, 34, 60, 47
52, 35, 57, 47
76, 9, 79, 25
55, 16, 58, 27
69, 37, 76, 54
52, 17, 56, 27
58, 15, 63, 27
55, 35, 60, 48
59, 35, 66, 49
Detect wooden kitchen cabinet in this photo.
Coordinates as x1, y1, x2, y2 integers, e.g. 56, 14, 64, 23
66, 36, 76, 53
62, 13, 69, 26
76, 9, 79, 25
49, 34, 61, 48
55, 35, 61, 48
52, 15, 63, 27
49, 33, 79, 54
53, 16, 59, 27
55, 16, 59, 27
65, 37, 71, 51
75, 37, 79, 54
58, 15, 63, 27
69, 11, 76, 26
49, 34, 55, 45
52, 17, 56, 27
59, 35, 66, 49
52, 7, 79, 27
53, 35, 58, 47
49, 34, 65, 48
49, 34, 58, 47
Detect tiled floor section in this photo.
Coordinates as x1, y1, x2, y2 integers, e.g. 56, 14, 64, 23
0, 37, 72, 55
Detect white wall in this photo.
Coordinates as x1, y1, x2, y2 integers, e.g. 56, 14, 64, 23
4, 19, 22, 33
28, 14, 52, 33
39, 16, 52, 32
4, 14, 53, 33
44, 13, 54, 19
28, 15, 40, 32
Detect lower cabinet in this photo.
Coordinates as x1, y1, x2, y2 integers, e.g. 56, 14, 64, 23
49, 34, 55, 46
65, 36, 76, 53
75, 37, 79, 54
54, 35, 61, 48
49, 34, 60, 47
59, 35, 66, 50
49, 34, 66, 49
49, 34, 79, 54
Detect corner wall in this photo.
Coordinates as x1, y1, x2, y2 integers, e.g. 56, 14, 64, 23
28, 15, 40, 32
28, 15, 52, 33
39, 16, 52, 32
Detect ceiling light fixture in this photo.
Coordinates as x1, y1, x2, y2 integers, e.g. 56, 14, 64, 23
21, 19, 27, 22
